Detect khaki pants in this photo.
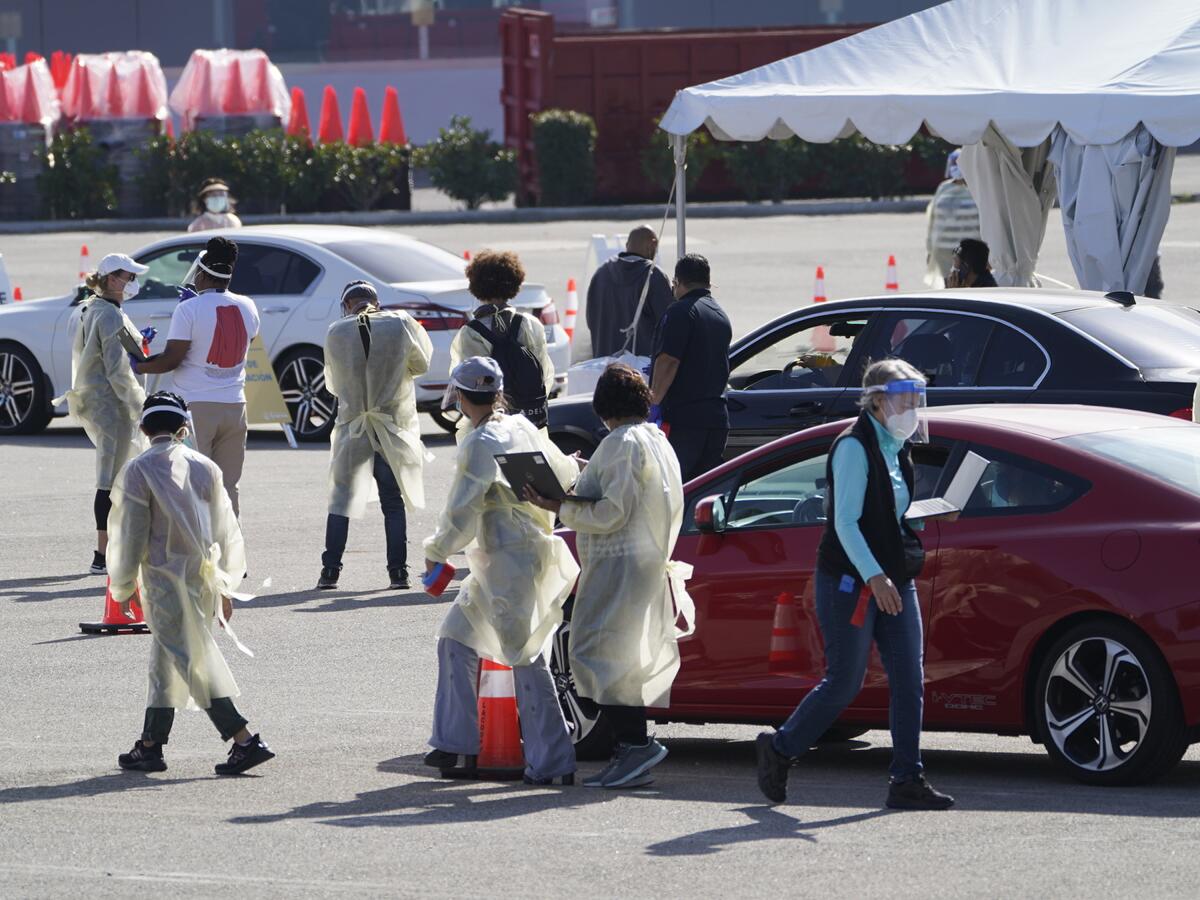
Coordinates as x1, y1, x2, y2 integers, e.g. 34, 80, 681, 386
190, 401, 248, 516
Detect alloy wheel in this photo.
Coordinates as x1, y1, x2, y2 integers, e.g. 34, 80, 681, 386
1043, 637, 1152, 773
550, 622, 602, 747
0, 350, 36, 430
278, 354, 336, 436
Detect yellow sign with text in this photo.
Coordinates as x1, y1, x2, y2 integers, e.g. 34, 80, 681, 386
244, 334, 292, 430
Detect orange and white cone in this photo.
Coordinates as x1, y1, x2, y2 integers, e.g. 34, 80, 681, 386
768, 592, 801, 673
77, 244, 90, 283
812, 266, 835, 352
563, 278, 579, 343
476, 658, 524, 779
885, 254, 899, 292
80, 578, 149, 635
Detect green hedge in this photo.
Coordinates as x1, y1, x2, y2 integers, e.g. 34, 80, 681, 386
38, 128, 118, 219
530, 109, 596, 206
412, 115, 516, 210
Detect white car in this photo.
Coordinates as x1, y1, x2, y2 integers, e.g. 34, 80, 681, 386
0, 225, 570, 439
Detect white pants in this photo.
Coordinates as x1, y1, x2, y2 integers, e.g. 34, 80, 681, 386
429, 638, 575, 781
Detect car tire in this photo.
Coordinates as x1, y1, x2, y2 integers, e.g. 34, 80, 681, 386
551, 434, 596, 460
1034, 619, 1188, 785
0, 343, 52, 436
274, 346, 337, 443
428, 407, 462, 433
549, 612, 616, 760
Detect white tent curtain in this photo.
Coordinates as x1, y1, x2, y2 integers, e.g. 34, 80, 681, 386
957, 125, 1057, 287
1048, 125, 1176, 294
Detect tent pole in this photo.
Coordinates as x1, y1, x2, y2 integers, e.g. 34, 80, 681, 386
672, 133, 687, 259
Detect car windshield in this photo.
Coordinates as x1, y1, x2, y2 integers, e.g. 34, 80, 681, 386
1061, 426, 1200, 498
1058, 305, 1200, 370
325, 239, 465, 283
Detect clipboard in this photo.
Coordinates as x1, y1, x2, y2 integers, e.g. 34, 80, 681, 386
905, 450, 989, 520
495, 451, 597, 503
117, 323, 149, 360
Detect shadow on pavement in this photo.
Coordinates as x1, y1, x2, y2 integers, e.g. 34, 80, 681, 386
0, 773, 208, 804
294, 591, 447, 613
0, 573, 100, 604
646, 805, 892, 856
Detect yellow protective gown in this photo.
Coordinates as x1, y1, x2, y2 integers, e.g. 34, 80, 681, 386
425, 412, 580, 667
558, 422, 696, 708
56, 296, 147, 490
107, 439, 249, 710
325, 309, 433, 517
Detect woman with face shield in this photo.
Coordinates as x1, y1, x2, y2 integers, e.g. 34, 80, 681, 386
754, 359, 957, 810
422, 357, 580, 786
55, 253, 151, 575
107, 391, 274, 776
187, 179, 242, 233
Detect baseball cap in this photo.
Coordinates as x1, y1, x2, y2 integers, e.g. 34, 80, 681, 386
441, 356, 504, 409
97, 253, 149, 277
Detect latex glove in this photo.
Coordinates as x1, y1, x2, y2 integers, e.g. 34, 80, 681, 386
648, 404, 663, 426
140, 326, 157, 345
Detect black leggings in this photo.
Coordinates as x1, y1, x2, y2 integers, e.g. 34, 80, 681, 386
94, 489, 112, 532
142, 697, 248, 744
601, 704, 648, 746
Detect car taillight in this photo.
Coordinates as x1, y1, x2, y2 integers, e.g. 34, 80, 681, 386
386, 304, 468, 332
539, 300, 559, 326
1169, 407, 1193, 420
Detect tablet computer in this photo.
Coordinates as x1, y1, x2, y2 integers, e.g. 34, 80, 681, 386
117, 323, 149, 360
495, 451, 596, 503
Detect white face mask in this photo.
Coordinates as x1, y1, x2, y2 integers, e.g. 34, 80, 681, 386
122, 277, 140, 300
885, 408, 919, 441
204, 193, 229, 214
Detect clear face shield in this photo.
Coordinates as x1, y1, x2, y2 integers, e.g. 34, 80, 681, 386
866, 378, 928, 443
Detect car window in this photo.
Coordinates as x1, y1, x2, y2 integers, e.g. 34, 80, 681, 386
858, 312, 993, 387
1062, 426, 1200, 499
963, 450, 1083, 514
1058, 305, 1200, 370
325, 239, 465, 284
229, 245, 320, 296
131, 245, 201, 301
727, 453, 829, 529
729, 315, 869, 391
977, 325, 1046, 387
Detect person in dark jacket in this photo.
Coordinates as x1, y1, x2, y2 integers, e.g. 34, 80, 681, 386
585, 225, 673, 358
649, 254, 732, 482
754, 358, 956, 811
945, 238, 997, 288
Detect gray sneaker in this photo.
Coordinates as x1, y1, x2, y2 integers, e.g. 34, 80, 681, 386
599, 738, 668, 788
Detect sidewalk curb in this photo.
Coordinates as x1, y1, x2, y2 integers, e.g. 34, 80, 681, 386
0, 197, 932, 235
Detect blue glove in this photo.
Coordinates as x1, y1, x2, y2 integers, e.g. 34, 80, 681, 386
649, 404, 663, 426
128, 352, 142, 372
139, 326, 157, 345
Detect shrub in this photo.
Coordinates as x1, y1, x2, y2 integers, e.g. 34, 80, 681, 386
530, 108, 596, 206
640, 122, 720, 194
722, 138, 809, 203
38, 127, 117, 219
416, 115, 516, 210
328, 141, 412, 212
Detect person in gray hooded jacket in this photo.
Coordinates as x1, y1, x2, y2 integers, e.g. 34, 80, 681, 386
585, 225, 673, 358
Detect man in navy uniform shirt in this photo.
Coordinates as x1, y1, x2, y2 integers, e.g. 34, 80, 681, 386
649, 254, 732, 482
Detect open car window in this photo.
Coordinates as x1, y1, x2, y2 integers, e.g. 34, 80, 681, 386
726, 451, 830, 530
729, 315, 870, 392
130, 245, 202, 301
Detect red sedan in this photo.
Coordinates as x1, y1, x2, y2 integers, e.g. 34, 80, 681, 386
552, 405, 1200, 785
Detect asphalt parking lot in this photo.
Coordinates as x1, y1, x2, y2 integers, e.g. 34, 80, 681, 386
3, 205, 1200, 897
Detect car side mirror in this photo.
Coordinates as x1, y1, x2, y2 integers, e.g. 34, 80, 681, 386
695, 494, 727, 534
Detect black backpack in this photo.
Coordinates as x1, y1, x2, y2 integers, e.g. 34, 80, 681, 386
467, 309, 548, 428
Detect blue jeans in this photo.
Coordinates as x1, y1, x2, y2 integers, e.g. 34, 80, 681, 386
773, 570, 925, 782
322, 453, 408, 572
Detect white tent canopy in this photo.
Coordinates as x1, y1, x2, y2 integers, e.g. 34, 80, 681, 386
659, 0, 1200, 292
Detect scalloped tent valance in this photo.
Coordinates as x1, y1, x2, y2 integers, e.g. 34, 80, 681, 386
659, 0, 1200, 148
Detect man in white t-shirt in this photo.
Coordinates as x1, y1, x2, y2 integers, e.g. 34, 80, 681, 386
137, 237, 260, 515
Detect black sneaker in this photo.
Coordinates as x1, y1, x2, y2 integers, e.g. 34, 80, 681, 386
424, 748, 477, 775
214, 734, 275, 776
118, 740, 166, 772
90, 551, 106, 575
388, 568, 411, 590
755, 732, 789, 804
886, 775, 955, 810
523, 772, 575, 786
316, 566, 340, 590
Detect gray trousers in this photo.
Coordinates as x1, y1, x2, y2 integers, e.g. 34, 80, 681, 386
430, 638, 575, 781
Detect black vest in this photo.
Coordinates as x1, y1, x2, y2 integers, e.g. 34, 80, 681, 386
817, 411, 925, 585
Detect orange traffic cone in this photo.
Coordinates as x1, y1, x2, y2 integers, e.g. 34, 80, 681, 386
13, 287, 22, 301
885, 254, 899, 292
318, 85, 344, 143
80, 578, 149, 635
221, 58, 251, 115
286, 86, 311, 143
476, 658, 524, 779
812, 266, 835, 352
379, 85, 408, 145
77, 244, 90, 282
768, 592, 802, 673
103, 61, 123, 118
346, 86, 374, 147
19, 65, 42, 124
463, 250, 471, 261
563, 278, 578, 343
813, 265, 827, 303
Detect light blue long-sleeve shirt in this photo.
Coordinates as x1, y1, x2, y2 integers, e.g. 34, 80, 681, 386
831, 415, 910, 582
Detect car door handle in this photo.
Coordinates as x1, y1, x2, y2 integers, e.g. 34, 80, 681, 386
789, 400, 825, 416
263, 306, 289, 314
148, 313, 173, 320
